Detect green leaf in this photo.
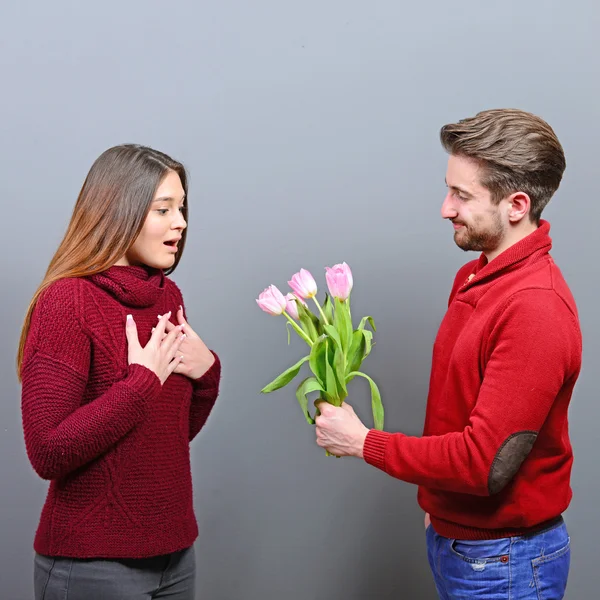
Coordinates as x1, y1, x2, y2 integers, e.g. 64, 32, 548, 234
322, 325, 348, 400
284, 313, 314, 347
346, 371, 384, 430
333, 298, 353, 354
297, 301, 319, 342
332, 345, 348, 400
295, 377, 324, 424
323, 324, 343, 353
309, 335, 339, 404
358, 316, 376, 332
261, 355, 310, 393
309, 334, 328, 387
362, 330, 373, 358
322, 293, 334, 325
324, 338, 340, 405
346, 330, 367, 375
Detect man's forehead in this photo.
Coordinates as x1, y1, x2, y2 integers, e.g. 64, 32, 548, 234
446, 157, 485, 191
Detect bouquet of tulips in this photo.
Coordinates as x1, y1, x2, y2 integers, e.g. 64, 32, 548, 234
256, 263, 384, 448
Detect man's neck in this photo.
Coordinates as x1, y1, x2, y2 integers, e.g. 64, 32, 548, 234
484, 221, 538, 263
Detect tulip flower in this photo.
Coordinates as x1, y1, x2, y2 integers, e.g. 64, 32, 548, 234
288, 269, 317, 299
257, 261, 383, 445
289, 268, 331, 325
284, 293, 306, 320
325, 262, 353, 301
257, 286, 313, 346
256, 285, 287, 315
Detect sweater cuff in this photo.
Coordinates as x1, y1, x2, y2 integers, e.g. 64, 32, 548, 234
363, 429, 392, 470
124, 363, 162, 403
193, 351, 221, 391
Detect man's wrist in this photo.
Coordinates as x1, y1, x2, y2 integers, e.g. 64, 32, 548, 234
354, 426, 370, 458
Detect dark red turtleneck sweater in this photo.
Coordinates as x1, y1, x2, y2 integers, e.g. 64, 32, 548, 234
363, 221, 582, 540
21, 266, 221, 558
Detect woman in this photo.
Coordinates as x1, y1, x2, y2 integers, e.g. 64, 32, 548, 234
17, 144, 221, 599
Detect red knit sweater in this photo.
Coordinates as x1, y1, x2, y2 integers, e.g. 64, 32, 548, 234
21, 265, 221, 558
363, 221, 582, 540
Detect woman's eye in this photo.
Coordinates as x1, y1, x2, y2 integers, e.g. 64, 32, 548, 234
156, 209, 169, 215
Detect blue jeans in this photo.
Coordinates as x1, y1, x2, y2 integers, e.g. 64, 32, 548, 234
426, 518, 570, 599
34, 546, 195, 600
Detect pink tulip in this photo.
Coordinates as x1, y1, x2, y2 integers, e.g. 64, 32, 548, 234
284, 293, 307, 320
256, 285, 287, 315
288, 268, 317, 299
325, 262, 353, 300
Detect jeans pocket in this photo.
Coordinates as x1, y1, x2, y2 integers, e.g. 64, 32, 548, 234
450, 538, 511, 565
34, 554, 73, 600
34, 554, 55, 600
446, 538, 510, 596
532, 537, 570, 599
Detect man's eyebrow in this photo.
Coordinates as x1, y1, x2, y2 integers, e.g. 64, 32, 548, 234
445, 179, 472, 196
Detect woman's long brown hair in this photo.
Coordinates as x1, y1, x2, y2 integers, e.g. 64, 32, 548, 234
17, 144, 189, 379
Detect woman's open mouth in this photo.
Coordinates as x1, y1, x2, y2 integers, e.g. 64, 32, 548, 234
164, 239, 179, 252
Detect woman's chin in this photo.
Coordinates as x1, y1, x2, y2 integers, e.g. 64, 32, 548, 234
143, 255, 176, 270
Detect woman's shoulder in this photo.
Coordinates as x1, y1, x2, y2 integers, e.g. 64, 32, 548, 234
164, 276, 184, 303
34, 276, 111, 328
37, 278, 84, 314
40, 275, 125, 307
26, 278, 91, 361
29, 279, 89, 340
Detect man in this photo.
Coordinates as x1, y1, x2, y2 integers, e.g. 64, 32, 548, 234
315, 109, 582, 599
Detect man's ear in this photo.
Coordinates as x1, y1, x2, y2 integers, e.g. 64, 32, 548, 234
506, 192, 531, 223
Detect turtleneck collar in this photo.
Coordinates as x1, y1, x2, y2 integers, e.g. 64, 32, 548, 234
458, 220, 553, 295
88, 265, 166, 308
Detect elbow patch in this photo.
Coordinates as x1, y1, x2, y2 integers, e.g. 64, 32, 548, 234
488, 431, 538, 495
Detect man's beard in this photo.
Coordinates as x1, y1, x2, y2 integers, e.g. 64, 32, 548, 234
453, 210, 505, 253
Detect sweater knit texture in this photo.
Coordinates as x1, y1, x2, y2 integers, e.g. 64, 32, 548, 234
21, 265, 221, 558
363, 221, 582, 540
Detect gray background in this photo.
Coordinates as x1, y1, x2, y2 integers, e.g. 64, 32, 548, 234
1, 1, 598, 598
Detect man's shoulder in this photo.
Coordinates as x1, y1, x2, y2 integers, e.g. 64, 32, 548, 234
490, 266, 578, 338
547, 259, 579, 315
506, 257, 578, 319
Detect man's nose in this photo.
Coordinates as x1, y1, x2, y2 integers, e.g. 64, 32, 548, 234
441, 193, 458, 220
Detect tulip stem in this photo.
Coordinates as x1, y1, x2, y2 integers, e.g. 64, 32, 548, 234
283, 312, 313, 347
311, 297, 330, 326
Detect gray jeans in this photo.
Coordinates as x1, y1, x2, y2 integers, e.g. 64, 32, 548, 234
34, 546, 196, 600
